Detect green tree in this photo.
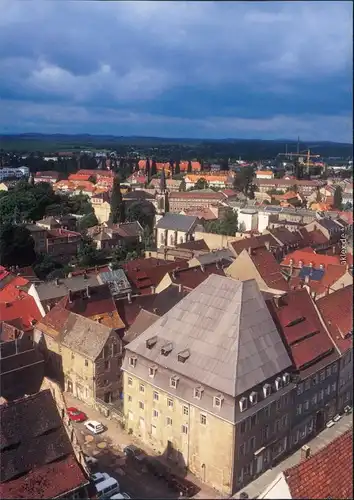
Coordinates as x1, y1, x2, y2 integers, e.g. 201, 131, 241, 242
78, 213, 99, 232
179, 179, 186, 191
77, 240, 103, 268
333, 186, 343, 209
0, 223, 36, 267
109, 176, 125, 223
193, 178, 208, 190
33, 254, 63, 280
204, 209, 238, 236
151, 160, 157, 177
175, 160, 180, 175
187, 161, 192, 173
126, 200, 155, 228
233, 166, 254, 195
111, 246, 128, 269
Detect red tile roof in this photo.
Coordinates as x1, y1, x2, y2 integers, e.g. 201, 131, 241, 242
317, 285, 353, 354
281, 248, 341, 269
116, 294, 158, 327
0, 454, 88, 499
230, 234, 278, 255
267, 289, 336, 370
284, 428, 353, 499
168, 262, 227, 290
0, 279, 41, 332
68, 173, 93, 181
310, 263, 348, 296
123, 258, 184, 294
249, 248, 289, 292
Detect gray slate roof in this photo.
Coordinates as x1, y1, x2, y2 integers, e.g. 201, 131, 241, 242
125, 274, 292, 398
124, 310, 159, 345
156, 213, 198, 232
195, 248, 234, 265
33, 275, 101, 301
99, 268, 131, 295
61, 312, 113, 360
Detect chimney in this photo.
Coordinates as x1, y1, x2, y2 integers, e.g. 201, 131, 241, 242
301, 444, 311, 460
150, 285, 156, 294
178, 283, 183, 293
127, 292, 132, 304
86, 285, 91, 299
247, 247, 252, 255
274, 295, 283, 308
68, 289, 73, 303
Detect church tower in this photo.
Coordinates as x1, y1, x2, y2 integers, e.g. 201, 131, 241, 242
155, 168, 169, 218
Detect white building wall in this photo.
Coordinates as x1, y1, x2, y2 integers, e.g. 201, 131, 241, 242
258, 211, 270, 233
258, 472, 292, 499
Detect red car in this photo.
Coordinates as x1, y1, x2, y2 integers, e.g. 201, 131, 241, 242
67, 407, 87, 422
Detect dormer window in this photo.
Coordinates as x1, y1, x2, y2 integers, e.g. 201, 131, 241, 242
194, 386, 204, 399
275, 377, 282, 391
161, 342, 173, 356
129, 356, 137, 368
283, 373, 290, 385
263, 384, 271, 398
213, 395, 224, 409
170, 375, 179, 389
249, 391, 258, 405
149, 365, 157, 378
177, 349, 190, 363
146, 336, 158, 349
239, 397, 248, 412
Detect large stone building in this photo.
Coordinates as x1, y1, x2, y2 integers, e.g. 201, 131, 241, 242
122, 275, 294, 495
155, 213, 200, 249
34, 305, 124, 406
168, 191, 225, 213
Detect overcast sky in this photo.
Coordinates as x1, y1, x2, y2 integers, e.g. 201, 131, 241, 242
0, 1, 352, 141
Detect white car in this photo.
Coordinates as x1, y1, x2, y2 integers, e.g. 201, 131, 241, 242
110, 493, 131, 499
84, 420, 105, 434
91, 472, 110, 483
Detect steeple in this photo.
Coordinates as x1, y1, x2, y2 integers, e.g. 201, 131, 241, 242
160, 168, 166, 193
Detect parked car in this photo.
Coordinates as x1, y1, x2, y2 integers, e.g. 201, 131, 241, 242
110, 493, 131, 499
67, 407, 87, 422
91, 472, 111, 484
95, 477, 120, 499
123, 444, 146, 463
85, 420, 105, 435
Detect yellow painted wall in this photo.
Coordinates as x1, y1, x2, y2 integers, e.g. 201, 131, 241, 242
123, 372, 236, 494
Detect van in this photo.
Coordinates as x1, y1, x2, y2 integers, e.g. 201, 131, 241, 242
95, 477, 120, 499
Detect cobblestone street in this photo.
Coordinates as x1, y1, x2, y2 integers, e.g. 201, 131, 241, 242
64, 392, 222, 499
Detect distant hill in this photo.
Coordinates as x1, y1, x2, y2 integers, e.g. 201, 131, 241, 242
0, 133, 352, 159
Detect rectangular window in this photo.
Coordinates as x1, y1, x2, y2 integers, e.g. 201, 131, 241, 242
331, 382, 337, 392
167, 398, 174, 408
183, 405, 189, 416
200, 414, 207, 425
181, 425, 188, 435
325, 385, 331, 396
293, 430, 299, 444
239, 443, 246, 457
249, 436, 256, 450
139, 401, 144, 410
127, 395, 132, 402
251, 414, 257, 428
127, 377, 133, 386
320, 370, 325, 381
166, 417, 172, 426
326, 366, 331, 378
153, 409, 159, 418
282, 414, 288, 427
151, 424, 157, 436
304, 379, 310, 391
296, 404, 302, 415
312, 374, 319, 386
262, 424, 270, 441
85, 359, 89, 367
153, 391, 159, 401
332, 364, 338, 374
276, 399, 282, 411
304, 400, 309, 411
274, 420, 280, 433
139, 384, 145, 393
319, 389, 324, 400
264, 405, 270, 418
240, 420, 247, 434
297, 383, 303, 395
312, 394, 318, 405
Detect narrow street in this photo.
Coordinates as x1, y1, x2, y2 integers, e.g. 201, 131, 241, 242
64, 392, 221, 499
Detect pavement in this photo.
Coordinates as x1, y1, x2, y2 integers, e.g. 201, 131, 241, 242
233, 411, 353, 499
64, 392, 222, 499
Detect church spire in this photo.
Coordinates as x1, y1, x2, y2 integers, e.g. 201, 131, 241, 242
160, 167, 166, 193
